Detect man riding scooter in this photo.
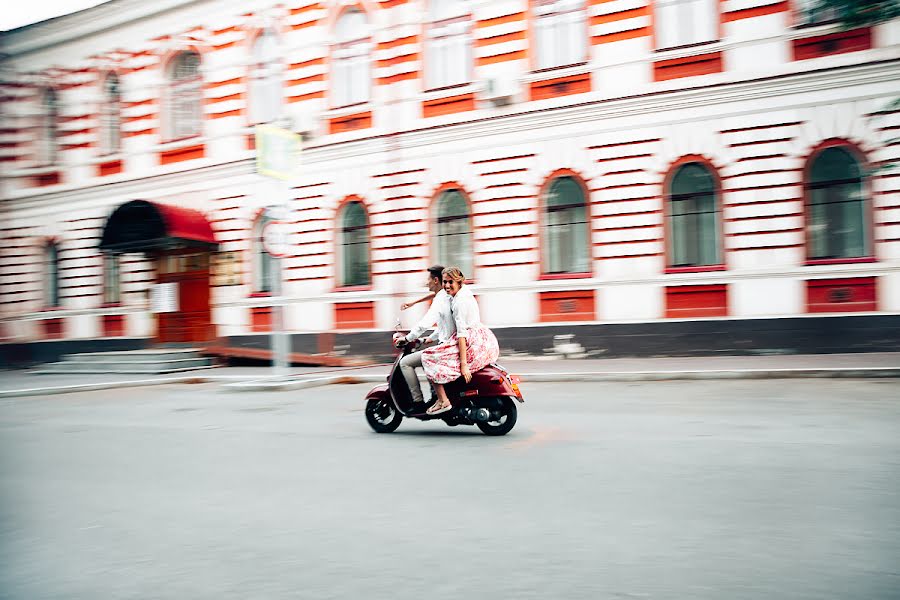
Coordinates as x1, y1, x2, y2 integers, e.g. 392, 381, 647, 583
393, 265, 454, 409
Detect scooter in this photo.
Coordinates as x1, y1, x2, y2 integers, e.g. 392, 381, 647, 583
364, 337, 524, 436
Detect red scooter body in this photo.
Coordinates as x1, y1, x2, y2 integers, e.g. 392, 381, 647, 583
364, 338, 523, 435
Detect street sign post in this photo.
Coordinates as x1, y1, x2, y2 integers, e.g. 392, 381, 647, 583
255, 124, 301, 378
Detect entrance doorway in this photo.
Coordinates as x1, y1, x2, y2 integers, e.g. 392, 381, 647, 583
155, 250, 212, 343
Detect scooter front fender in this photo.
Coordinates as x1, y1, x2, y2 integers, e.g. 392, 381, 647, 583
365, 384, 390, 403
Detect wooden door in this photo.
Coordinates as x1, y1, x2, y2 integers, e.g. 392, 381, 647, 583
156, 251, 213, 343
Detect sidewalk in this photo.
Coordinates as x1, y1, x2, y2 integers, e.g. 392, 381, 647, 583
2, 352, 898, 398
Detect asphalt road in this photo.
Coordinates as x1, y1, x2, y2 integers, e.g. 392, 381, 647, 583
1, 379, 899, 600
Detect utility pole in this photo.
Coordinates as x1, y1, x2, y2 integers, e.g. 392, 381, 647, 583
256, 123, 301, 378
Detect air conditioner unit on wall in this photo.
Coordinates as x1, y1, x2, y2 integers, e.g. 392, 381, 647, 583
482, 76, 519, 107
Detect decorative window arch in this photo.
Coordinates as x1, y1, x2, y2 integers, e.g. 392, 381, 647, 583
654, 0, 718, 49
44, 242, 61, 308
338, 200, 371, 287
252, 211, 276, 293
541, 174, 590, 274
249, 29, 283, 124
39, 88, 59, 165
426, 0, 472, 89
432, 187, 473, 277
665, 160, 722, 268
332, 8, 371, 107
805, 144, 870, 261
100, 72, 122, 155
534, 0, 587, 70
103, 253, 121, 304
166, 51, 203, 139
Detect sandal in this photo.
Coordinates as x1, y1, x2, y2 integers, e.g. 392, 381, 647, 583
426, 401, 452, 415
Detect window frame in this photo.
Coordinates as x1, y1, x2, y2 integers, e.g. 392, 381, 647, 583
39, 88, 59, 166
539, 171, 593, 278
251, 211, 276, 294
663, 158, 725, 273
248, 29, 284, 125
425, 0, 473, 90
652, 0, 720, 51
44, 241, 61, 309
336, 198, 372, 290
532, 0, 589, 72
431, 185, 474, 279
802, 141, 874, 265
164, 50, 203, 142
331, 7, 372, 109
102, 253, 122, 305
99, 72, 122, 156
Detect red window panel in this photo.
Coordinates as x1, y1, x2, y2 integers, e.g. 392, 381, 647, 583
806, 277, 877, 313
97, 159, 123, 177
334, 301, 375, 330
653, 51, 723, 82
792, 28, 872, 61
665, 284, 728, 318
422, 93, 476, 118
251, 306, 273, 332
529, 72, 591, 101
328, 111, 373, 134
159, 143, 205, 165
42, 318, 64, 340
539, 290, 596, 323
102, 314, 125, 337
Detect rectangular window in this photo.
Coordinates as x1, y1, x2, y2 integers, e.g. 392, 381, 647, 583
535, 0, 587, 69
427, 17, 471, 89
104, 254, 121, 304
655, 0, 718, 49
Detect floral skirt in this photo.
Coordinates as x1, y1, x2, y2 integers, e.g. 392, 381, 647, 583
421, 325, 500, 385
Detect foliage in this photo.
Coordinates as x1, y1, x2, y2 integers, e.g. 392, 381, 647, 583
810, 0, 900, 29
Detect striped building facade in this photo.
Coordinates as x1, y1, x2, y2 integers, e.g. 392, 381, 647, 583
1, 0, 898, 361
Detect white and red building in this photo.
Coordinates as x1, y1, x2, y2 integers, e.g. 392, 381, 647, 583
1, 0, 898, 363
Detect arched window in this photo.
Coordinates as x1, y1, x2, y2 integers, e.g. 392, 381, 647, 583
252, 212, 276, 293
166, 51, 202, 139
338, 201, 370, 287
806, 146, 869, 260
666, 162, 721, 267
333, 8, 371, 107
433, 189, 472, 276
40, 88, 59, 165
426, 0, 471, 89
249, 30, 283, 124
100, 73, 122, 154
654, 0, 718, 49
543, 176, 589, 274
103, 253, 121, 304
534, 0, 587, 70
45, 242, 60, 308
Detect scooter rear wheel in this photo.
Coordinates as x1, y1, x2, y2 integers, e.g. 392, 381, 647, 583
476, 397, 517, 436
365, 398, 403, 433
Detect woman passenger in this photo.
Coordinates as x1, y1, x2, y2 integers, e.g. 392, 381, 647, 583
421, 267, 499, 415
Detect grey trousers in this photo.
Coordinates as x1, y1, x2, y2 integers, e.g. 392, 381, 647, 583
399, 350, 426, 403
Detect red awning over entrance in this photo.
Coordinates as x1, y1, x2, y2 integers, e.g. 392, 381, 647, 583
153, 202, 217, 246
99, 200, 218, 252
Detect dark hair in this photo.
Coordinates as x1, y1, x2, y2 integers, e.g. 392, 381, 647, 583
427, 265, 444, 280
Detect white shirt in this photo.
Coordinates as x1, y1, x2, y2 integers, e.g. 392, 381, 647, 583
450, 285, 481, 339
405, 289, 455, 343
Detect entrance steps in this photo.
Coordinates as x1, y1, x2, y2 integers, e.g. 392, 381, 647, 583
34, 348, 217, 375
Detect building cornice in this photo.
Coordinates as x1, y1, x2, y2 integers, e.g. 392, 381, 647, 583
0, 0, 202, 57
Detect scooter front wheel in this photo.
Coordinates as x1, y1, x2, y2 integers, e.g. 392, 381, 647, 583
365, 398, 403, 433
476, 397, 517, 436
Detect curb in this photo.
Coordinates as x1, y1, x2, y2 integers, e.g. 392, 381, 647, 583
3, 367, 899, 398
220, 367, 900, 391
